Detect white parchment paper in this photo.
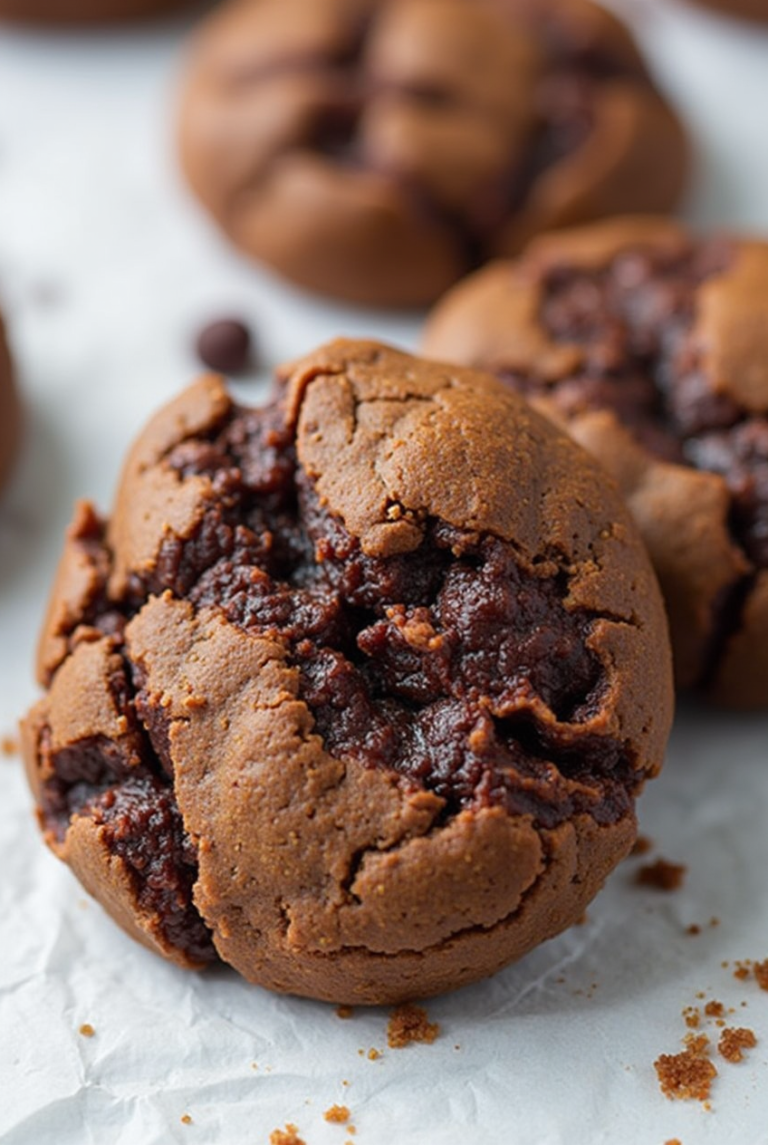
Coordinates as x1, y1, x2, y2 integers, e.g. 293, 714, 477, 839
1, 3, 768, 1141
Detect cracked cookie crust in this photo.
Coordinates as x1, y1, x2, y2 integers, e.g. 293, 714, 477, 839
22, 339, 672, 1002
424, 217, 768, 707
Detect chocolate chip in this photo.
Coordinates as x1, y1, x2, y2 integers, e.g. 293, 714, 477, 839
195, 319, 253, 375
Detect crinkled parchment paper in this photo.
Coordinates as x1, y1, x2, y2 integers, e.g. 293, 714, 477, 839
2, 4, 768, 1141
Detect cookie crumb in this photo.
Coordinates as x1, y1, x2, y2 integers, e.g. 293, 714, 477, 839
181, 1114, 193, 1126
270, 1126, 305, 1145
631, 834, 653, 856
78, 1024, 95, 1038
682, 1007, 699, 1029
664, 1139, 682, 1144
336, 1005, 354, 1020
637, 858, 686, 891
718, 1027, 757, 1064
324, 1105, 350, 1124
387, 1003, 440, 1048
367, 1048, 380, 1061
1, 735, 18, 757
686, 924, 701, 936
704, 1001, 724, 1019
654, 1034, 716, 1102
753, 959, 768, 990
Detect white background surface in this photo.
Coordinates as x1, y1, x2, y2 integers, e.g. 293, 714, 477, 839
1, 2, 768, 1142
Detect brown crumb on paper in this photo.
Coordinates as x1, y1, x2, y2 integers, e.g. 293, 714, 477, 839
664, 1139, 682, 1145
682, 1007, 700, 1029
367, 1048, 380, 1061
718, 1027, 757, 1064
270, 1126, 305, 1145
654, 1034, 717, 1102
78, 1024, 95, 1038
704, 1001, 725, 1019
1, 735, 18, 757
637, 858, 686, 891
387, 1003, 439, 1048
733, 961, 751, 981
631, 834, 653, 856
336, 1005, 354, 1020
324, 1106, 350, 1125
753, 960, 768, 991
181, 1115, 193, 1126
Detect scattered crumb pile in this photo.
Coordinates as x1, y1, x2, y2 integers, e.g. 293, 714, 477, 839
270, 1125, 306, 1145
655, 1033, 717, 1102
656, 968, 764, 1105
387, 1003, 440, 1048
636, 858, 687, 892
324, 1106, 350, 1125
730, 959, 768, 990
718, 1027, 757, 1064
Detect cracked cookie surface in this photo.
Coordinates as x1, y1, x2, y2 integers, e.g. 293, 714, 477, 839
424, 216, 768, 707
22, 339, 672, 1002
178, 0, 687, 306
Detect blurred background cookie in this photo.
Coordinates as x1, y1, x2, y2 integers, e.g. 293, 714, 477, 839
178, 0, 688, 307
0, 0, 192, 24
0, 315, 19, 497
22, 339, 672, 1003
424, 215, 768, 707
687, 0, 768, 22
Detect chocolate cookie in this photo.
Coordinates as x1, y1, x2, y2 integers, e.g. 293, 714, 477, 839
177, 0, 687, 307
0, 314, 19, 496
22, 339, 673, 1003
423, 216, 768, 707
689, 0, 768, 21
0, 0, 189, 23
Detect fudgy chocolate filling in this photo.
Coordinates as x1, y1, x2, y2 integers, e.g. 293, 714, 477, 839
159, 398, 633, 828
39, 390, 636, 954
223, 1, 649, 271
506, 239, 768, 684
38, 658, 216, 963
